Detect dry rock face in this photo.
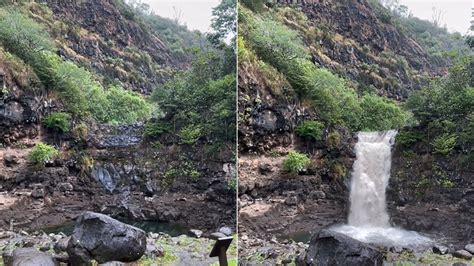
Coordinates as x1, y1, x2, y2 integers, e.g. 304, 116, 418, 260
273, 0, 447, 100
42, 0, 188, 94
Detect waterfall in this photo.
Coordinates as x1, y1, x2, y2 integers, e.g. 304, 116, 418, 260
332, 130, 433, 249
348, 130, 397, 227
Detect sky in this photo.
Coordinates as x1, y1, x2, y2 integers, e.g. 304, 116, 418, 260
142, 0, 220, 33
398, 0, 472, 34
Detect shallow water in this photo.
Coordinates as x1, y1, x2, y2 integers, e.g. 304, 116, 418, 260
42, 218, 189, 237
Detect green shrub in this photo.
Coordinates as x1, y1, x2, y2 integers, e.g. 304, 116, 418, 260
72, 123, 88, 141
431, 133, 457, 155
178, 125, 202, 145
296, 121, 324, 141
0, 10, 54, 57
29, 143, 59, 165
326, 131, 342, 149
359, 94, 407, 131
143, 121, 168, 139
331, 162, 347, 179
396, 130, 423, 147
42, 112, 71, 133
282, 151, 310, 173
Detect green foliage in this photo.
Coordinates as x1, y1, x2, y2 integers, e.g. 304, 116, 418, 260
29, 143, 59, 165
359, 94, 407, 131
407, 55, 473, 154
241, 7, 408, 131
241, 0, 265, 12
0, 9, 54, 56
331, 162, 347, 179
143, 121, 168, 139
431, 133, 457, 155
42, 112, 71, 133
152, 49, 236, 143
326, 131, 342, 149
247, 16, 308, 67
0, 9, 152, 124
396, 130, 423, 148
72, 123, 88, 141
178, 125, 202, 145
210, 0, 236, 43
282, 151, 310, 173
296, 121, 324, 141
228, 176, 237, 191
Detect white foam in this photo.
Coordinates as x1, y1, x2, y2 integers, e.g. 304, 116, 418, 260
331, 225, 434, 250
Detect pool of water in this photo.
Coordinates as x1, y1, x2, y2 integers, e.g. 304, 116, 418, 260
42, 218, 189, 237
279, 230, 314, 243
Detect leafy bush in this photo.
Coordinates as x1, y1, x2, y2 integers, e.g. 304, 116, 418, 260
143, 121, 168, 139
42, 112, 71, 133
72, 123, 88, 141
359, 94, 407, 131
29, 143, 59, 165
431, 133, 457, 155
396, 130, 423, 148
282, 151, 310, 173
152, 49, 236, 143
0, 10, 54, 57
247, 16, 308, 70
331, 162, 347, 179
178, 125, 202, 145
326, 131, 342, 149
296, 121, 324, 141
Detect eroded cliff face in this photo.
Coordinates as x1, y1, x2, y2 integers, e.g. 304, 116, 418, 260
273, 0, 447, 100
33, 0, 189, 94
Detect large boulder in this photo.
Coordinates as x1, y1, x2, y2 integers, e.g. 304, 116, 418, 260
8, 248, 56, 266
304, 229, 384, 266
67, 212, 146, 265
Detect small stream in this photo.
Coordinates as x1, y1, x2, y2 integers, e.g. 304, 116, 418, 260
42, 218, 189, 237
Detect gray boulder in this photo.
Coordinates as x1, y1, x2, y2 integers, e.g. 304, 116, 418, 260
9, 248, 56, 266
67, 212, 146, 265
453, 250, 472, 260
305, 229, 384, 266
465, 244, 474, 254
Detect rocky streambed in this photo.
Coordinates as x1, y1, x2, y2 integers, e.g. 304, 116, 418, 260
0, 212, 237, 266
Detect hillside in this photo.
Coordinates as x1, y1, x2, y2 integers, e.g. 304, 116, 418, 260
237, 0, 472, 264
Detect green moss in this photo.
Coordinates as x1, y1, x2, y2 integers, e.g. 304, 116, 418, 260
42, 112, 71, 133
296, 121, 324, 141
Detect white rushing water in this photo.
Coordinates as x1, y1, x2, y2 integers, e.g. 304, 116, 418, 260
332, 131, 433, 249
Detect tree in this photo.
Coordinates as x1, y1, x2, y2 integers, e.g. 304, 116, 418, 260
431, 7, 445, 27
210, 0, 236, 43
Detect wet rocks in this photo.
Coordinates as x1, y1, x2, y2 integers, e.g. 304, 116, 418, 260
9, 248, 56, 266
453, 249, 472, 260
305, 229, 384, 266
67, 212, 146, 265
